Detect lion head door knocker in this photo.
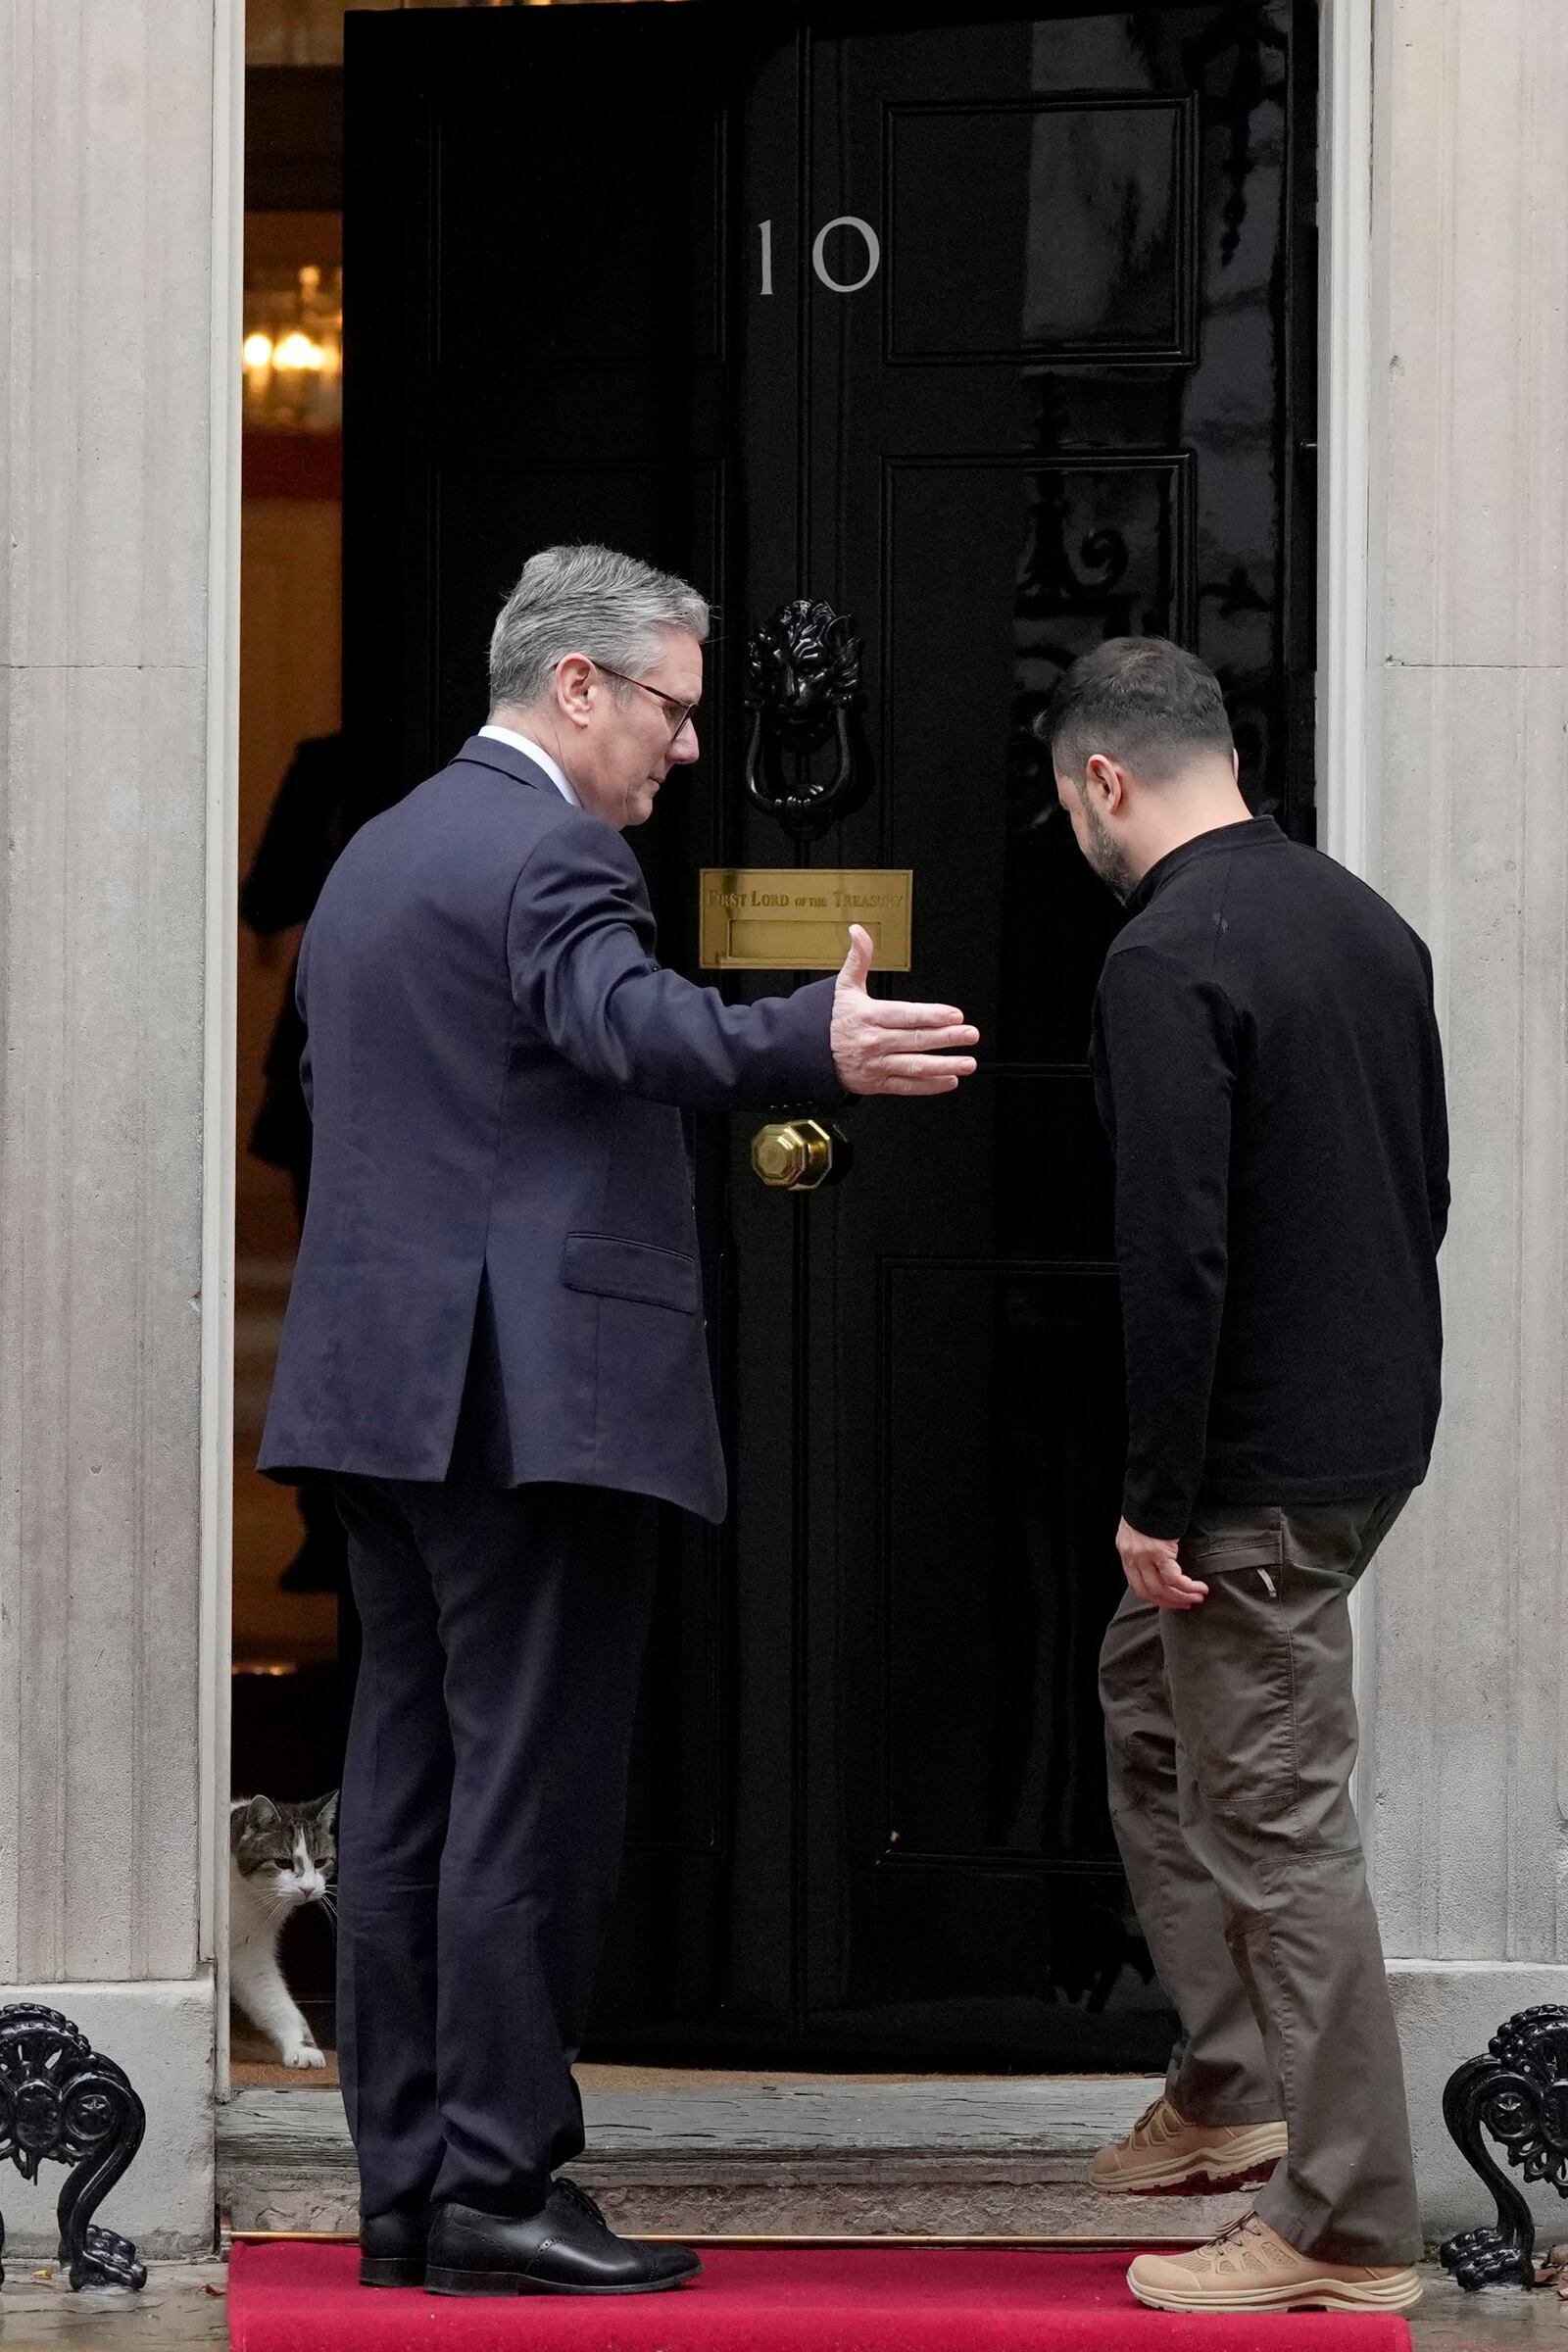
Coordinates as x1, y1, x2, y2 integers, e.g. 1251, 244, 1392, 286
743, 598, 874, 845
0, 2006, 148, 2289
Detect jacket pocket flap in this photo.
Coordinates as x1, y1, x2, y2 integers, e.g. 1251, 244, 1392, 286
562, 1233, 700, 1315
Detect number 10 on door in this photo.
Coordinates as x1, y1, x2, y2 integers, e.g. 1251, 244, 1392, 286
759, 218, 882, 296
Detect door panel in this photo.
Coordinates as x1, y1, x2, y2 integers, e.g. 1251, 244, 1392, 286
784, 2, 1311, 2057
343, 0, 1315, 2067
888, 95, 1195, 364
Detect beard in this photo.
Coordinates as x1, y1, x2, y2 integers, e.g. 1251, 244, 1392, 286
1080, 798, 1136, 903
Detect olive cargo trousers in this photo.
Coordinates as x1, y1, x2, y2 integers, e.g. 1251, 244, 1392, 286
1099, 1493, 1422, 2265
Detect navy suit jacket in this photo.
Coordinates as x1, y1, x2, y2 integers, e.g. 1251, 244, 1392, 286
258, 735, 840, 1522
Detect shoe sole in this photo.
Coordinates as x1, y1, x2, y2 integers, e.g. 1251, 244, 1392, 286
1128, 2270, 1424, 2315
360, 2258, 426, 2288
424, 2264, 701, 2298
1093, 2125, 1288, 2196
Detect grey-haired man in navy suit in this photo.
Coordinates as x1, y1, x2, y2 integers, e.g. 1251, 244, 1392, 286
259, 544, 978, 2299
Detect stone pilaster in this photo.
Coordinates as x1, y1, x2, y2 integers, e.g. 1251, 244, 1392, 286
1357, 0, 1568, 2238
0, 0, 240, 2254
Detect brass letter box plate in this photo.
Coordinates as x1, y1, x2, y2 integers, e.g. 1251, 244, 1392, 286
699, 868, 913, 971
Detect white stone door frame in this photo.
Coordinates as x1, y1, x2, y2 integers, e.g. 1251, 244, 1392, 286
204, 0, 245, 2101
1318, 0, 1376, 880
1315, 0, 1379, 1744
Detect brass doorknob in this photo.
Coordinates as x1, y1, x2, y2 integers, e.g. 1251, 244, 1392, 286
752, 1118, 835, 1192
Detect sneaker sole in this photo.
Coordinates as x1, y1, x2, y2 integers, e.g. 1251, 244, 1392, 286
424, 2264, 700, 2298
1094, 2124, 1288, 2196
1129, 2269, 1424, 2315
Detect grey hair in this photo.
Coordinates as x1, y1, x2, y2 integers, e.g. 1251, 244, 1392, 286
487, 543, 710, 712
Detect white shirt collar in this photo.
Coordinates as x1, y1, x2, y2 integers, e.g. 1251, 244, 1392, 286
477, 724, 580, 808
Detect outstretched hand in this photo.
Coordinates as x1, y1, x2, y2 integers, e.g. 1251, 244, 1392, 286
830, 925, 979, 1097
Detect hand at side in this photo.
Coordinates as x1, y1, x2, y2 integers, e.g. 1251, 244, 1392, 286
1116, 1517, 1209, 1609
830, 924, 979, 1097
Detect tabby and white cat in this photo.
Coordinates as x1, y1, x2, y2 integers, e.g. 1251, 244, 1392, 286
229, 1791, 338, 2069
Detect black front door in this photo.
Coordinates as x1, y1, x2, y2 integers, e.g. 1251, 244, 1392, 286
344, 0, 1315, 2068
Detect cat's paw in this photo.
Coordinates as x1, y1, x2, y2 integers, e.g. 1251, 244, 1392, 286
279, 2041, 326, 2069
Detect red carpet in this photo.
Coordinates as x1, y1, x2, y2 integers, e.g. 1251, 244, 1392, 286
227, 2242, 1413, 2352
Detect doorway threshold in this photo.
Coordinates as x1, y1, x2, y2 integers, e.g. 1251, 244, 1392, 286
220, 2071, 1255, 2243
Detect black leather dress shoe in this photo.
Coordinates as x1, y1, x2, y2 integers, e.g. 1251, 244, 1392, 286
359, 2208, 430, 2288
424, 2180, 703, 2297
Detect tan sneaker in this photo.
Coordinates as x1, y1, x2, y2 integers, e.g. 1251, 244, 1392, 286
1090, 2094, 1287, 2195
1128, 2212, 1423, 2313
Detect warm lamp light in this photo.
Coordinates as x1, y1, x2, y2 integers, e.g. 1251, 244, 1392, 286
241, 259, 343, 429
273, 330, 326, 371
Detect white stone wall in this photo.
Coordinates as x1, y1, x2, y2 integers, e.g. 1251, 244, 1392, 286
0, 0, 239, 2254
1357, 0, 1568, 2238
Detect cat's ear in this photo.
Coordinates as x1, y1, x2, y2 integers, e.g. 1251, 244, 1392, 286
311, 1789, 339, 1831
238, 1795, 281, 1837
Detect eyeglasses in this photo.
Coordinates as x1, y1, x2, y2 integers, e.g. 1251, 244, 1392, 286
592, 662, 700, 742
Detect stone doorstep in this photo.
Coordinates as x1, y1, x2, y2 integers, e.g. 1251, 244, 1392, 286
219, 2077, 1254, 2244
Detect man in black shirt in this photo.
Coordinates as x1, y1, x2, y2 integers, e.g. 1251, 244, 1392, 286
1048, 639, 1446, 2317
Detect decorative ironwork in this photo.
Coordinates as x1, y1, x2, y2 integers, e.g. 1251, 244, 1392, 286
0, 2006, 147, 2291
743, 599, 873, 845
1005, 466, 1178, 837
1439, 2005, 1568, 2291
1180, 5, 1291, 268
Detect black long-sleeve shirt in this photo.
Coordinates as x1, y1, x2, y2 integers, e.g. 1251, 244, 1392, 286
1090, 816, 1448, 1538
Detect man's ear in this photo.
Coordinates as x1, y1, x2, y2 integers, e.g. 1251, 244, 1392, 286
554, 653, 596, 729
1084, 752, 1125, 813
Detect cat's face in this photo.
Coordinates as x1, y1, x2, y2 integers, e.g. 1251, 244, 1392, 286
230, 1791, 338, 1905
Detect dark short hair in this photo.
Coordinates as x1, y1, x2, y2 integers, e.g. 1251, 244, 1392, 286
1042, 636, 1234, 783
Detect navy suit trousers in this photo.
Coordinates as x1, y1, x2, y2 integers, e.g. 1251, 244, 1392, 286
332, 1465, 658, 2219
